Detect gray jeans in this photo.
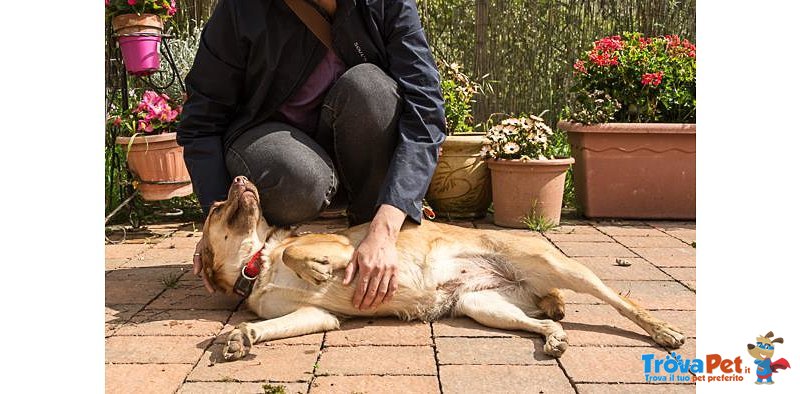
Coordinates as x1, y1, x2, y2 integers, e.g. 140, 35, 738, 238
225, 64, 402, 226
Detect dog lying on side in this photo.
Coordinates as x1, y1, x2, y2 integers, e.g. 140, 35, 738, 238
200, 176, 685, 361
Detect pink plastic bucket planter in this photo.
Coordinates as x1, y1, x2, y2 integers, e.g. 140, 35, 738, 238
118, 35, 161, 76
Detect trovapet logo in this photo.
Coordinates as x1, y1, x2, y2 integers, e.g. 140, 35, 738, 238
641, 330, 792, 385
641, 352, 746, 383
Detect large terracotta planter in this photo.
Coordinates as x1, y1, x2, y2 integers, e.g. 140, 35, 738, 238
559, 121, 695, 219
426, 134, 492, 219
115, 132, 193, 201
487, 158, 574, 228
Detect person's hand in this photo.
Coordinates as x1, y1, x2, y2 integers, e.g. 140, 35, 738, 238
192, 237, 216, 294
343, 204, 405, 309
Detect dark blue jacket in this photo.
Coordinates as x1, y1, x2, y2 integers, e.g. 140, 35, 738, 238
177, 0, 445, 223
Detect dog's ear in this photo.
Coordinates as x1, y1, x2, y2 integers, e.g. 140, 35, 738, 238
200, 243, 217, 284
772, 337, 784, 344
765, 331, 774, 338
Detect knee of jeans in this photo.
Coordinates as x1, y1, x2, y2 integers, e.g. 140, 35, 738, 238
336, 64, 399, 107
258, 162, 337, 226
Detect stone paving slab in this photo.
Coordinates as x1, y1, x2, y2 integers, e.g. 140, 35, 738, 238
317, 346, 437, 376
311, 375, 440, 393
188, 344, 319, 382
147, 281, 241, 310
106, 336, 209, 364
572, 257, 672, 281
561, 304, 695, 347
106, 363, 193, 394
555, 241, 638, 258
105, 218, 697, 393
325, 318, 432, 346
563, 280, 696, 310
115, 309, 230, 337
179, 382, 308, 394
631, 247, 696, 267
575, 383, 695, 393
439, 364, 573, 393
436, 337, 554, 365
106, 304, 144, 337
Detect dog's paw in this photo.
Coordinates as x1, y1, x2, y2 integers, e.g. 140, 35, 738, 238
223, 324, 255, 361
544, 331, 569, 358
652, 324, 686, 349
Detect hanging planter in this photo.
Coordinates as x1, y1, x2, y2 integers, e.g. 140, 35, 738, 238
112, 14, 164, 76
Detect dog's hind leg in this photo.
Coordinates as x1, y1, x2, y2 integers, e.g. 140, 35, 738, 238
525, 252, 686, 349
223, 306, 339, 361
455, 290, 569, 357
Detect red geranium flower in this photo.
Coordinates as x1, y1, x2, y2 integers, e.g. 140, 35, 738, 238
641, 71, 664, 87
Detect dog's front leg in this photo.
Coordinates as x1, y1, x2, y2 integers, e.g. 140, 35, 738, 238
282, 241, 354, 285
224, 306, 339, 361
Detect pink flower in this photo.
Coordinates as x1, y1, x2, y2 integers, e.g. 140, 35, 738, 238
168, 0, 177, 16
138, 120, 154, 133
127, 0, 137, 6
641, 71, 664, 87
113, 116, 122, 126
105, 0, 110, 6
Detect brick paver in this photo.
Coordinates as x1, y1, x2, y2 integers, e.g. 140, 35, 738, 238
436, 337, 554, 365
311, 376, 440, 393
106, 363, 193, 394
187, 344, 319, 382
439, 364, 573, 393
325, 318, 432, 346
317, 346, 437, 375
105, 218, 697, 392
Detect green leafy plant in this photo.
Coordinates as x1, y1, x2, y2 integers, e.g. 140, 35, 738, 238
437, 59, 491, 134
521, 209, 556, 232
564, 32, 696, 124
160, 272, 181, 289
482, 112, 564, 161
262, 384, 287, 394
106, 0, 178, 20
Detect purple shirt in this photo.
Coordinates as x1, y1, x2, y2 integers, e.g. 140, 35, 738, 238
277, 49, 346, 133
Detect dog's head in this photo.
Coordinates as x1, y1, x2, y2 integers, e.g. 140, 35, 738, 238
199, 176, 271, 293
747, 331, 783, 360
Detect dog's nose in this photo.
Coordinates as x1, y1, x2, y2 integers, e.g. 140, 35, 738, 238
233, 176, 248, 185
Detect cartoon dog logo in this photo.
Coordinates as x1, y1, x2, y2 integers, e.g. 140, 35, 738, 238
747, 331, 791, 384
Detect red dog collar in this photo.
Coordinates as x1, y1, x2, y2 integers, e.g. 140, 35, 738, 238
233, 246, 264, 297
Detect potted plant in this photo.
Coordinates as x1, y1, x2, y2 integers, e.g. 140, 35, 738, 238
106, 0, 178, 76
425, 60, 493, 219
110, 90, 193, 201
559, 33, 696, 219
484, 113, 574, 228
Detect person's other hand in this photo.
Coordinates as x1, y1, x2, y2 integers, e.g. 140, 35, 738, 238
193, 237, 216, 294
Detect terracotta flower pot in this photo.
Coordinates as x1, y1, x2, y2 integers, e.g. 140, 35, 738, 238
559, 121, 695, 219
115, 132, 193, 201
426, 134, 492, 219
111, 13, 164, 36
487, 158, 574, 228
112, 14, 164, 76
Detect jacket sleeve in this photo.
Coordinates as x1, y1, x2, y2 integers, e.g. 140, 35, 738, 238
376, 0, 446, 223
176, 0, 246, 214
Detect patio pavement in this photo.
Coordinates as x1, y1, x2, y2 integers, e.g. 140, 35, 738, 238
105, 215, 696, 393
